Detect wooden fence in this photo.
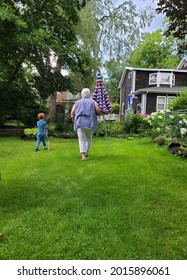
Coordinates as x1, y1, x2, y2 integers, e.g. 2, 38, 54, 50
0, 129, 24, 136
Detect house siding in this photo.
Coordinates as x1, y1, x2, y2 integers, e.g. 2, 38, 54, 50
175, 72, 187, 86
120, 70, 132, 115
135, 71, 150, 90
135, 71, 187, 89
182, 64, 187, 70
147, 94, 157, 114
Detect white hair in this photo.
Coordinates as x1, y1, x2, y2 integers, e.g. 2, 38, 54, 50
81, 88, 90, 98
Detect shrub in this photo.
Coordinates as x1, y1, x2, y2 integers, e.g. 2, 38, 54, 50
145, 111, 165, 138
155, 135, 166, 146
96, 121, 113, 136
24, 128, 37, 136
145, 111, 187, 144
111, 121, 124, 135
47, 124, 55, 135
110, 103, 120, 114
124, 113, 149, 134
169, 89, 187, 110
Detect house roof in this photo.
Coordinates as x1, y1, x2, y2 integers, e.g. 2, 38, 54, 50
118, 65, 187, 88
56, 91, 80, 102
177, 57, 187, 69
134, 86, 187, 96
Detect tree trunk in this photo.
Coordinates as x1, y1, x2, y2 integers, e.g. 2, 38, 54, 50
48, 57, 63, 123
48, 94, 57, 123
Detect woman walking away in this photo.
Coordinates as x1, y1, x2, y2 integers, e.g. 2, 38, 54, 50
71, 88, 102, 161
35, 113, 47, 151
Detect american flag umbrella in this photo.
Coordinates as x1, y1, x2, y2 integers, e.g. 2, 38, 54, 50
93, 72, 112, 155
93, 72, 112, 114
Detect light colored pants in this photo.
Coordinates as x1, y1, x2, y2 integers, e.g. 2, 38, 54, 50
77, 128, 94, 153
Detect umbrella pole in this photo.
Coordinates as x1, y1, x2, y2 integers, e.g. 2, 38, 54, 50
103, 115, 110, 156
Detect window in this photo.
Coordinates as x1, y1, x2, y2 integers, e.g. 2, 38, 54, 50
156, 96, 176, 111
160, 73, 171, 84
172, 74, 175, 86
149, 72, 175, 86
157, 96, 166, 111
128, 71, 132, 79
167, 96, 176, 106
149, 73, 157, 85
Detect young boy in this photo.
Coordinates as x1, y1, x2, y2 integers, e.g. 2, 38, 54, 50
35, 113, 47, 151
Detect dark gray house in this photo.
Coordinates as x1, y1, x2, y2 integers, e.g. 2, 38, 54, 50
119, 57, 187, 117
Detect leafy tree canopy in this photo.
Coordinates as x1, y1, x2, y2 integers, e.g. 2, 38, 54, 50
156, 0, 187, 53
103, 29, 181, 103
75, 0, 155, 103
126, 30, 180, 68
0, 0, 92, 125
77, 0, 155, 62
169, 89, 187, 111
103, 58, 124, 103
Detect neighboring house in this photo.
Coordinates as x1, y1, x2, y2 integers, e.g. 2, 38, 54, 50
47, 91, 80, 105
119, 57, 187, 117
56, 91, 80, 120
55, 91, 80, 103
47, 91, 80, 122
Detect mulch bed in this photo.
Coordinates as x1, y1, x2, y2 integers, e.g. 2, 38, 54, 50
168, 142, 187, 157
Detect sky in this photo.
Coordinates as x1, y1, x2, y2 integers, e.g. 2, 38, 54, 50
135, 0, 164, 32
116, 0, 164, 32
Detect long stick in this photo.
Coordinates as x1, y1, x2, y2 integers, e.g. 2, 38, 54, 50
103, 115, 110, 156
47, 136, 50, 152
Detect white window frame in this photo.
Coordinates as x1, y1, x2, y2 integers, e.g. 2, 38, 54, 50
156, 96, 176, 111
172, 74, 175, 86
156, 96, 166, 111
128, 71, 132, 79
122, 102, 125, 115
149, 73, 157, 85
167, 96, 176, 107
149, 72, 175, 86
141, 93, 147, 115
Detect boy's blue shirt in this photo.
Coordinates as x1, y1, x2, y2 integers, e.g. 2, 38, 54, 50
37, 120, 46, 136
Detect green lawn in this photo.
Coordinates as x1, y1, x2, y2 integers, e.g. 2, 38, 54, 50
0, 136, 187, 260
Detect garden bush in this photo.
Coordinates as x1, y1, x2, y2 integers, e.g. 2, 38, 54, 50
24, 127, 37, 137
169, 89, 187, 110
146, 111, 165, 139
124, 113, 149, 134
95, 121, 125, 137
145, 111, 187, 144
96, 116, 150, 138
110, 103, 120, 114
110, 121, 124, 135
155, 135, 166, 146
95, 121, 113, 136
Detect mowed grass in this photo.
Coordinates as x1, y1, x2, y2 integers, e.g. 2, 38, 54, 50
0, 136, 187, 260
